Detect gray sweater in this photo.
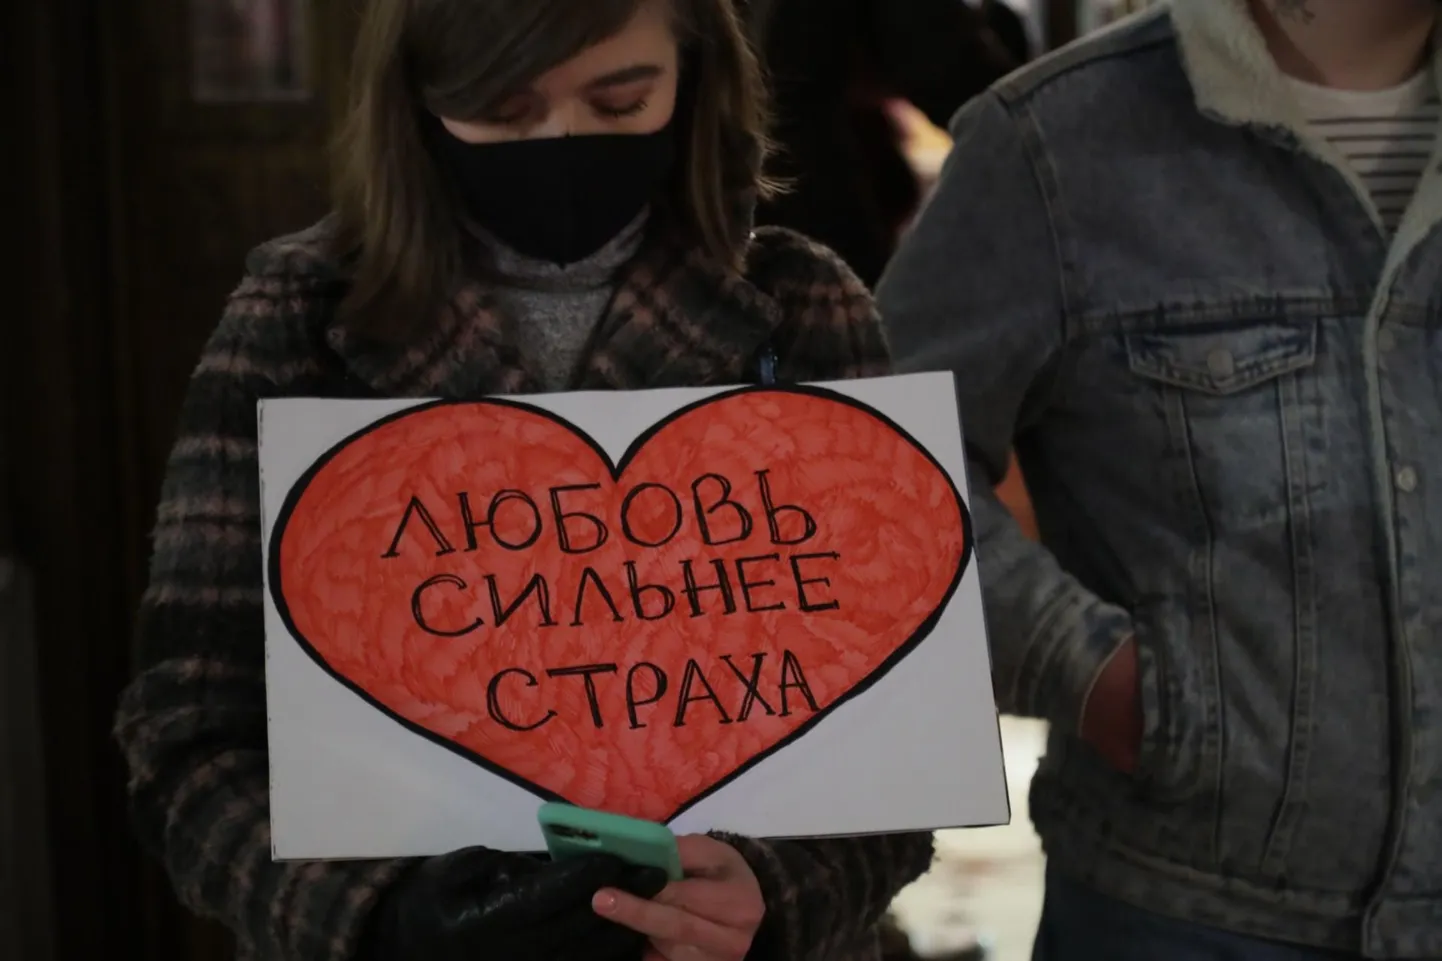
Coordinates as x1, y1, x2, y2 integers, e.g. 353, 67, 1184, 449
477, 214, 646, 391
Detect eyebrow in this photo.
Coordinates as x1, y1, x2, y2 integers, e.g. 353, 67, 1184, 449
584, 64, 663, 92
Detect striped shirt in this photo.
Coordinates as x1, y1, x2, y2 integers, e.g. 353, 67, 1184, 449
1291, 69, 1440, 233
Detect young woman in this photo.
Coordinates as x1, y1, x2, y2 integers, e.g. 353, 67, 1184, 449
114, 1, 933, 960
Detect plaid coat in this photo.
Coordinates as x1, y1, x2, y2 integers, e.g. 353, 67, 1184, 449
114, 216, 933, 961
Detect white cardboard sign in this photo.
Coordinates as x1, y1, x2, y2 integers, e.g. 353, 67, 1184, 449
259, 372, 1008, 859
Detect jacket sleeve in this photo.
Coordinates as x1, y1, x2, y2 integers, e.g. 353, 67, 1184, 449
735, 233, 936, 961
719, 831, 933, 961
113, 267, 411, 961
876, 92, 1135, 733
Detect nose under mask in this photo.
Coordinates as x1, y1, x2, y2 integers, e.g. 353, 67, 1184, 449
433, 121, 677, 266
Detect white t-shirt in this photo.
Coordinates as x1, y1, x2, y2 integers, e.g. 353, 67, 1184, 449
1290, 68, 1440, 232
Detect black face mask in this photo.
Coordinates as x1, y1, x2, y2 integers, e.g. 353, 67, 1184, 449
434, 123, 676, 266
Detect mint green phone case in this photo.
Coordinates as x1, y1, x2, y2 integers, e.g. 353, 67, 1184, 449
538, 802, 683, 882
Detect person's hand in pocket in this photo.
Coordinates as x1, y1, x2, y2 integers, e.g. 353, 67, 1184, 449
1080, 637, 1142, 774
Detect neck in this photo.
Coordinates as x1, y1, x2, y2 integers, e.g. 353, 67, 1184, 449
1249, 0, 1437, 89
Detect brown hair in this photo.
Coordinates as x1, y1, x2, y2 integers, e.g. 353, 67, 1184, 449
330, 0, 773, 341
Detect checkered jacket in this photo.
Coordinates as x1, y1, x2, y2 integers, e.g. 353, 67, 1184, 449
114, 216, 933, 961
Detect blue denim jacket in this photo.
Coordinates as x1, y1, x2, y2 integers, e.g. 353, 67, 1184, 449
878, 1, 1442, 956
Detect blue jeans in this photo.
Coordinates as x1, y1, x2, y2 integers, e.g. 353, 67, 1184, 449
1031, 871, 1356, 961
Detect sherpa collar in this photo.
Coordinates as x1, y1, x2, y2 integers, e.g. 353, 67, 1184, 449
1169, 0, 1442, 254
1169, 0, 1442, 131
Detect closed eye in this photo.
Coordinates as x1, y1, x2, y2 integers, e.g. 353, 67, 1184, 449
585, 65, 661, 121
480, 93, 537, 126
593, 98, 650, 118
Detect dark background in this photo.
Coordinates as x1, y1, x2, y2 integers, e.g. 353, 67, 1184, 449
0, 1, 1075, 959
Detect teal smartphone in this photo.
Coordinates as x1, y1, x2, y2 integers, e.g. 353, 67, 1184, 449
538, 802, 683, 882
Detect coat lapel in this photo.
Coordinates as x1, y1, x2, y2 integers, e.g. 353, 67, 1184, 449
325, 282, 540, 398
575, 234, 783, 391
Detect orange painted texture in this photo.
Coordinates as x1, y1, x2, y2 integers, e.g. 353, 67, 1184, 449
274, 391, 970, 821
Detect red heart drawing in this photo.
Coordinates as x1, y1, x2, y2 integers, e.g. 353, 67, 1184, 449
270, 386, 970, 822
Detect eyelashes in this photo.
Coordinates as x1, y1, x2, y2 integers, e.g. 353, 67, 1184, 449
594, 99, 649, 119
478, 98, 652, 127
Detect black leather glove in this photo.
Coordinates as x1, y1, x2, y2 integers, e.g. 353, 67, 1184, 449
363, 847, 668, 961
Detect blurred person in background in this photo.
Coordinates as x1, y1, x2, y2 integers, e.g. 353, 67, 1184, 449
981, 0, 1033, 65
881, 0, 1442, 958
746, 0, 1020, 288
113, 0, 935, 959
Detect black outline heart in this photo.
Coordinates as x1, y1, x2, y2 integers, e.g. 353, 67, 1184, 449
268, 384, 973, 822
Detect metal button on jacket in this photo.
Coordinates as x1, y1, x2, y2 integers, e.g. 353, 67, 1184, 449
1206, 348, 1235, 379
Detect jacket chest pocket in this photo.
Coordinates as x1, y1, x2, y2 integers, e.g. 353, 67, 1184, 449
1124, 321, 1320, 532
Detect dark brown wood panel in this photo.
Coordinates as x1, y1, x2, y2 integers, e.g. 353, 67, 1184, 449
8, 0, 360, 956
102, 1, 359, 957
106, 0, 356, 515
6, 0, 144, 956
0, 560, 53, 961
1045, 0, 1080, 48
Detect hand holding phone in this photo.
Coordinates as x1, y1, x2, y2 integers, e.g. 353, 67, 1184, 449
538, 802, 684, 882
592, 834, 767, 961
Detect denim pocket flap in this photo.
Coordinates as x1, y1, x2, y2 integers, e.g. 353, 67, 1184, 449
1125, 322, 1317, 396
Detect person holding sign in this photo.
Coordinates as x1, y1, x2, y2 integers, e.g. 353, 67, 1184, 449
114, 1, 934, 960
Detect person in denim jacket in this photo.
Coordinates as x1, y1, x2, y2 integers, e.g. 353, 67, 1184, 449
879, 0, 1442, 958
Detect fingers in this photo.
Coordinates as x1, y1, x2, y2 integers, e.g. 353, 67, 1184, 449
653, 879, 765, 930
594, 888, 750, 957
620, 864, 672, 899
675, 834, 741, 879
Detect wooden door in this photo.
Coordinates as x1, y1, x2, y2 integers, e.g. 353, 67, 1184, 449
6, 0, 143, 957
106, 0, 358, 543
6, 0, 358, 957
108, 2, 362, 954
